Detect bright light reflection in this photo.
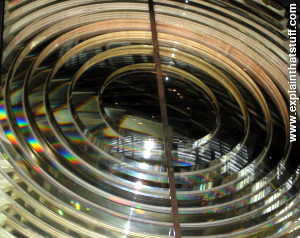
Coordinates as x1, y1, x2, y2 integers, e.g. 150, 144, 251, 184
135, 181, 143, 189
144, 140, 154, 150
143, 140, 154, 158
143, 150, 151, 159
57, 209, 63, 216
124, 222, 130, 234
140, 163, 148, 169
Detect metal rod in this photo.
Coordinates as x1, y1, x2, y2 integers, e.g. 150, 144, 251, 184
147, 1, 181, 237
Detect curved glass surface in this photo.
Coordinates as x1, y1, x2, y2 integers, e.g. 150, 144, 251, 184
0, 0, 299, 237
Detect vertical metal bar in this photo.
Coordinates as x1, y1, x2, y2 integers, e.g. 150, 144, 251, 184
147, 0, 181, 237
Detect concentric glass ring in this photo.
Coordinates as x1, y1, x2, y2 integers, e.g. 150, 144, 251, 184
0, 0, 299, 237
